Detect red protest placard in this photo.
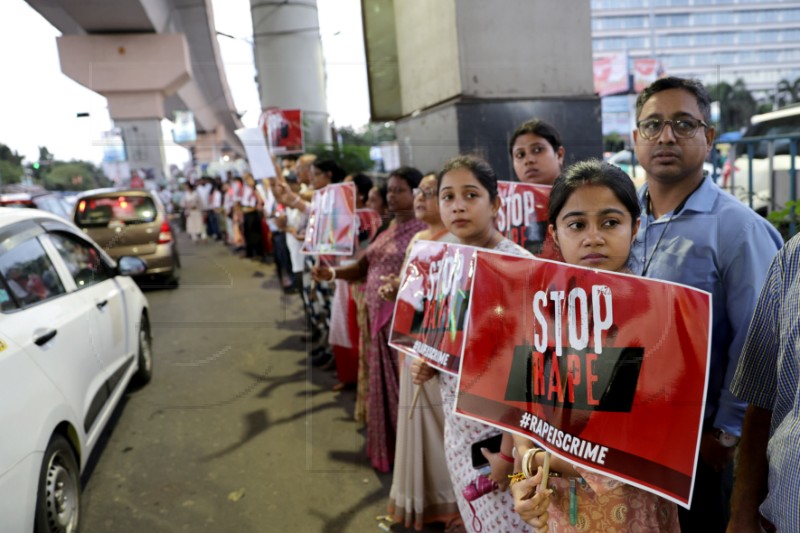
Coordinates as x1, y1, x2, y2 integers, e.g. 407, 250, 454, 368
388, 241, 478, 375
301, 182, 357, 255
455, 251, 711, 507
495, 181, 557, 258
260, 108, 304, 155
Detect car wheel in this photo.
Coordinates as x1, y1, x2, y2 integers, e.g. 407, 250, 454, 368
35, 434, 80, 533
165, 254, 180, 289
133, 316, 153, 385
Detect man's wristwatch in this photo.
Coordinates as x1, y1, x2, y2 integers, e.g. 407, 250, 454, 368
713, 428, 740, 448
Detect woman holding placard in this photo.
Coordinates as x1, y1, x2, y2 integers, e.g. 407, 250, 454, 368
310, 167, 426, 473
510, 160, 679, 532
277, 159, 346, 368
382, 173, 462, 531
411, 155, 532, 533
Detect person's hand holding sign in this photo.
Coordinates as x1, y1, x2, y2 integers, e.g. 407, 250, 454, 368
377, 274, 400, 302
511, 467, 552, 532
310, 265, 335, 283
410, 359, 436, 385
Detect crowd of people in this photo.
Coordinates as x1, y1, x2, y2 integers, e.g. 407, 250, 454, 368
174, 76, 797, 533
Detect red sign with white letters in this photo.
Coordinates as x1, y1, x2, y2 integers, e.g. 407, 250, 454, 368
495, 181, 559, 259
455, 251, 711, 508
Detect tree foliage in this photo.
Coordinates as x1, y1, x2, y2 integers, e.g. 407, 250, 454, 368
43, 161, 111, 191
309, 143, 374, 175
0, 143, 24, 166
0, 143, 24, 184
706, 79, 757, 133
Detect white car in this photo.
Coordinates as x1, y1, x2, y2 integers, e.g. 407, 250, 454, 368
722, 105, 800, 215
607, 149, 716, 190
0, 207, 151, 533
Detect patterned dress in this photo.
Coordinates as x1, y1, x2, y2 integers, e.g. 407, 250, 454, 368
388, 231, 461, 530
544, 469, 679, 532
365, 217, 426, 473
441, 239, 533, 533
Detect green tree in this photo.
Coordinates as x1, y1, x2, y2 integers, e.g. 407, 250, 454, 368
603, 133, 626, 153
43, 161, 111, 191
706, 79, 756, 132
337, 122, 397, 146
0, 159, 23, 184
0, 143, 24, 184
0, 143, 24, 166
309, 144, 374, 175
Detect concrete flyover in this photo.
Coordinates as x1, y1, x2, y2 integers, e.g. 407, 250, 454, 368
24, 0, 245, 179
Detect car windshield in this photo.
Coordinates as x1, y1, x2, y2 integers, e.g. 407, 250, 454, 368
75, 195, 157, 227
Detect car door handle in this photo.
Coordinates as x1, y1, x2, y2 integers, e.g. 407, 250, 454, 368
96, 299, 108, 310
34, 328, 58, 346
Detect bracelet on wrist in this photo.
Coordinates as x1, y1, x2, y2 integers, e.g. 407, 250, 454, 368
498, 451, 514, 464
522, 448, 535, 478
329, 267, 336, 281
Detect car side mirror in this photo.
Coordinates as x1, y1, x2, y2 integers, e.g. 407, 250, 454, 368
118, 256, 147, 277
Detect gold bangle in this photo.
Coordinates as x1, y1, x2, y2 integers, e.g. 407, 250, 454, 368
522, 448, 535, 478
526, 447, 545, 478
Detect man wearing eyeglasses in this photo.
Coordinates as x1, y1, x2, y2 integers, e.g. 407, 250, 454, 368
631, 77, 783, 532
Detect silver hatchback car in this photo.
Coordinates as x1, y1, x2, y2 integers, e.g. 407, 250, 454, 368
73, 188, 180, 287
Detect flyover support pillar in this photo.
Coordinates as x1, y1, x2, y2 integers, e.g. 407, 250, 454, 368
362, 0, 601, 177
250, 0, 330, 146
57, 33, 192, 183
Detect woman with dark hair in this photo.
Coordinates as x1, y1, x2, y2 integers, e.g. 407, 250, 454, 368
275, 158, 347, 367
312, 159, 347, 186
349, 173, 374, 207
412, 155, 532, 533
506, 118, 566, 259
511, 160, 678, 533
310, 166, 426, 473
509, 118, 565, 186
383, 172, 462, 531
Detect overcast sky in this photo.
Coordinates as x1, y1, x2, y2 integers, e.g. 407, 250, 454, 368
0, 0, 370, 166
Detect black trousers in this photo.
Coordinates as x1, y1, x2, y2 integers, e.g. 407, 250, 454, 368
243, 210, 263, 258
678, 453, 734, 533
271, 231, 293, 282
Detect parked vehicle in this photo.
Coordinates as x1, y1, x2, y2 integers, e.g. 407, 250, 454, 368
0, 207, 151, 532
607, 149, 716, 190
73, 188, 180, 287
722, 105, 800, 215
0, 189, 71, 219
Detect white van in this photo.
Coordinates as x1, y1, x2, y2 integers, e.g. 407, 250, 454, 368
722, 105, 800, 215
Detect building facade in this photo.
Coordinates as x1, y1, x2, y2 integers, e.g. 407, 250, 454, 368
591, 0, 800, 96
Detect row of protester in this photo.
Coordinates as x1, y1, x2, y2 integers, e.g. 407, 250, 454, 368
275, 76, 794, 533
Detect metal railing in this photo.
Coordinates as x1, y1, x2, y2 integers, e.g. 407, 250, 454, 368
712, 133, 800, 237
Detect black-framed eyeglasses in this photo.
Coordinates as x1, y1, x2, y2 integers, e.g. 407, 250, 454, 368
413, 188, 437, 199
636, 117, 709, 140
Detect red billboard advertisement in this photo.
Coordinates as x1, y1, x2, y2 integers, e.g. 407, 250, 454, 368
455, 251, 711, 507
633, 58, 662, 93
593, 53, 630, 97
301, 182, 357, 255
388, 241, 478, 375
496, 181, 556, 257
261, 108, 304, 155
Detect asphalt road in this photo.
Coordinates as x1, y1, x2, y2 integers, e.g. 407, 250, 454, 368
79, 231, 429, 532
